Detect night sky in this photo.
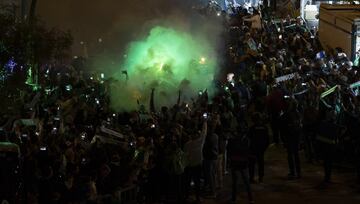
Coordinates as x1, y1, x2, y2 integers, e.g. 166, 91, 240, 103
37, 0, 205, 55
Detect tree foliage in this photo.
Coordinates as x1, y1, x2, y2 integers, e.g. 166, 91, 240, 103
0, 13, 73, 71
0, 12, 73, 94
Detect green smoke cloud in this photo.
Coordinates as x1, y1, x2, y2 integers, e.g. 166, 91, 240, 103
110, 26, 218, 111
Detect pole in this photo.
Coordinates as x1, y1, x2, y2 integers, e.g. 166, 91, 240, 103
21, 0, 27, 20
29, 0, 37, 24
27, 0, 39, 89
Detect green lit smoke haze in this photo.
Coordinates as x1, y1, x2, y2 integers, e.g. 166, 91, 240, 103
110, 26, 218, 111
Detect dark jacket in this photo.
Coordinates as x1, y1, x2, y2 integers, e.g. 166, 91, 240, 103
317, 121, 340, 146
203, 133, 219, 160
249, 125, 269, 152
227, 135, 250, 169
281, 111, 301, 147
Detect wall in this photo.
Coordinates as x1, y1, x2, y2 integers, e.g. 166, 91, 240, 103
319, 7, 355, 58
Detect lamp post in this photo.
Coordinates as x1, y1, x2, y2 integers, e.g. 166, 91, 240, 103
80, 41, 89, 58
21, 0, 27, 19
29, 0, 36, 23
25, 0, 39, 89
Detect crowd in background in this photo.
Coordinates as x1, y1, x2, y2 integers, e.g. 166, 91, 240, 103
1, 4, 360, 204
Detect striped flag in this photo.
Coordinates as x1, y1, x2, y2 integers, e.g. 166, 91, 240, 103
320, 85, 338, 98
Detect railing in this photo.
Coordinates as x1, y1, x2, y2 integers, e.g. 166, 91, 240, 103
113, 185, 138, 204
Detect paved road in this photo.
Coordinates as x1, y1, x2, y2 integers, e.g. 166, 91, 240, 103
201, 145, 360, 204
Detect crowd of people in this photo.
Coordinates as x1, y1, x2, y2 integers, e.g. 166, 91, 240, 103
225, 2, 360, 191
1, 4, 360, 204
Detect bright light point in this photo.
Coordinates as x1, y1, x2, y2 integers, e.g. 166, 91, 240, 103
217, 12, 221, 16
199, 57, 206, 64
80, 41, 84, 45
98, 38, 103, 43
73, 56, 78, 59
101, 73, 105, 79
227, 73, 235, 82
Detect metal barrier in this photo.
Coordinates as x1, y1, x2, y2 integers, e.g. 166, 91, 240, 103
113, 185, 138, 204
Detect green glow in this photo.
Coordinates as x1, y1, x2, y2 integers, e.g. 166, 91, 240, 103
25, 67, 39, 91
25, 67, 33, 85
110, 26, 218, 111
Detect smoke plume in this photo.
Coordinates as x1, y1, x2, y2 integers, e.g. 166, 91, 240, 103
37, 0, 224, 111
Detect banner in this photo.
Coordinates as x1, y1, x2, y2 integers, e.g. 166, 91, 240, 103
350, 81, 360, 89
91, 126, 126, 145
294, 89, 308, 96
100, 126, 124, 139
20, 119, 37, 126
275, 72, 298, 83
91, 135, 127, 145
350, 81, 360, 96
320, 85, 338, 98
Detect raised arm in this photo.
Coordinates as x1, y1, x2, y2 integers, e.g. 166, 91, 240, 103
150, 88, 156, 113
177, 90, 181, 105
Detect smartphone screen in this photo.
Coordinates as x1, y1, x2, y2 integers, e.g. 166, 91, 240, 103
66, 85, 72, 91
203, 113, 208, 119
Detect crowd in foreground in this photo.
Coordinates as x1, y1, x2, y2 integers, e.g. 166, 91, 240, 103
1, 5, 360, 204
